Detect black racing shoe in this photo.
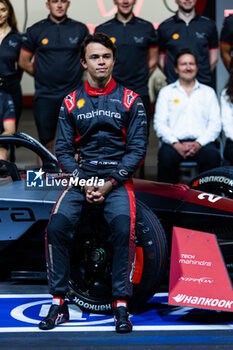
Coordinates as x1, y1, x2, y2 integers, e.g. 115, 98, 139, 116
38, 301, 69, 330
113, 305, 133, 333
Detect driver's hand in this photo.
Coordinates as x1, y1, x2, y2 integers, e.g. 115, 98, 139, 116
84, 181, 113, 204
173, 142, 189, 158
185, 141, 201, 156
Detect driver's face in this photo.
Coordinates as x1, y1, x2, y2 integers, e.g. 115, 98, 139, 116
46, 0, 70, 21
175, 0, 196, 12
0, 2, 9, 27
81, 43, 115, 85
175, 53, 198, 82
113, 0, 136, 16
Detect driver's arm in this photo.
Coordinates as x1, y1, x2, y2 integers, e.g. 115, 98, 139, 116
107, 96, 147, 185
220, 43, 232, 72
55, 98, 88, 180
1, 120, 16, 136
148, 47, 158, 76
209, 48, 219, 72
158, 53, 166, 73
220, 15, 233, 72
19, 28, 37, 76
1, 94, 16, 136
18, 49, 35, 76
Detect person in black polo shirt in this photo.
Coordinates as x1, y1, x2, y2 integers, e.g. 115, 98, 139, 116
158, 0, 219, 86
19, 0, 89, 155
95, 0, 158, 127
0, 0, 22, 125
220, 14, 233, 72
0, 91, 16, 160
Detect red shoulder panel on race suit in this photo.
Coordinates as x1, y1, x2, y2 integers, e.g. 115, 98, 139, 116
123, 88, 139, 111
64, 91, 77, 113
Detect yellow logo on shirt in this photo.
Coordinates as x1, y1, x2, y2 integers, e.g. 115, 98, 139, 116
77, 99, 85, 109
42, 38, 49, 45
110, 37, 116, 44
174, 99, 179, 104
172, 33, 179, 40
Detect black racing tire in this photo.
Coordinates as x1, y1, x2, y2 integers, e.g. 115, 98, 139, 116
189, 166, 233, 199
67, 199, 168, 314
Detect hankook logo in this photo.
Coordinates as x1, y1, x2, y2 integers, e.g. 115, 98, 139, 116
173, 294, 233, 309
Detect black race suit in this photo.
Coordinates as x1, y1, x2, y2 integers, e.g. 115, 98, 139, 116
46, 78, 147, 299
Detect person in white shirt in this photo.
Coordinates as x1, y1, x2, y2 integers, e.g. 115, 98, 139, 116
221, 69, 233, 164
154, 48, 221, 183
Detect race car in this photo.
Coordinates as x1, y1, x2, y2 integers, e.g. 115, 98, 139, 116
0, 132, 233, 314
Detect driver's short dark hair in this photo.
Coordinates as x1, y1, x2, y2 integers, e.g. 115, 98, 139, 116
174, 48, 197, 67
80, 32, 117, 62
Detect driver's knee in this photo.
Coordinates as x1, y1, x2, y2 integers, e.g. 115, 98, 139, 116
46, 213, 75, 247
108, 215, 132, 246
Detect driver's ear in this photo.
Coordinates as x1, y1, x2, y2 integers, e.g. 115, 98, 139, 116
80, 58, 87, 70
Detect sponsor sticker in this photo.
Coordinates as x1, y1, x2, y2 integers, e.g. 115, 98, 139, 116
64, 91, 76, 113
169, 227, 233, 312
110, 37, 116, 44
41, 38, 48, 45
198, 176, 233, 187
77, 99, 85, 109
172, 33, 179, 40
123, 89, 138, 111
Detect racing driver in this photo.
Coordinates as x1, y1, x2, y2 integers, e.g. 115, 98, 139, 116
38, 33, 147, 333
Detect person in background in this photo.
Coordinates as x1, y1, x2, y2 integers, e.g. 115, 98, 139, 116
95, 0, 158, 129
0, 0, 22, 125
38, 32, 147, 334
154, 49, 221, 184
221, 68, 233, 164
19, 0, 89, 155
0, 91, 16, 160
158, 0, 219, 86
220, 14, 233, 72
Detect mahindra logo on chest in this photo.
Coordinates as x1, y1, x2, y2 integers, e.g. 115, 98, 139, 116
76, 110, 121, 120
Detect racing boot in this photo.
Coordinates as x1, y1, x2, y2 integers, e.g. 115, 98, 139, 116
113, 300, 133, 333
38, 300, 69, 330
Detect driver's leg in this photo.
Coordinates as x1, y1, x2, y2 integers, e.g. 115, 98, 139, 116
39, 186, 85, 330
104, 178, 135, 333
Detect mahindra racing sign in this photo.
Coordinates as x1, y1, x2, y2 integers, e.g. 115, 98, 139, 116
169, 227, 233, 312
